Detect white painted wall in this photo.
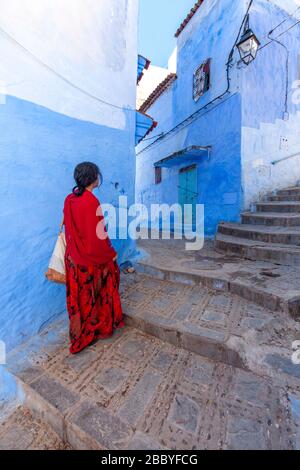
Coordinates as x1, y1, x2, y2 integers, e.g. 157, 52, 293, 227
137, 64, 169, 109
137, 46, 177, 110
168, 47, 177, 73
242, 115, 300, 208
0, 0, 138, 129
271, 0, 300, 14
241, 0, 300, 208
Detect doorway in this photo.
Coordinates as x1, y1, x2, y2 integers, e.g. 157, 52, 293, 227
178, 165, 198, 228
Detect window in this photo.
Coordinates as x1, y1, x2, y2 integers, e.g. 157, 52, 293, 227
193, 58, 211, 102
155, 167, 162, 185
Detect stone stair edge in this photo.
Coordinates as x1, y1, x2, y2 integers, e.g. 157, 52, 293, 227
215, 233, 300, 253
256, 202, 300, 206
13, 375, 105, 450
242, 211, 300, 218
219, 222, 300, 233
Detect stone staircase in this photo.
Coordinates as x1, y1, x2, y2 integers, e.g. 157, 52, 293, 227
216, 185, 300, 266
3, 205, 300, 449
3, 272, 300, 450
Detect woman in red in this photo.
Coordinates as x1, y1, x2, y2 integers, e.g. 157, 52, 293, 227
63, 162, 124, 354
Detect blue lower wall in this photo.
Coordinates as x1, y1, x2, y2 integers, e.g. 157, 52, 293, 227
0, 96, 136, 354
136, 93, 243, 236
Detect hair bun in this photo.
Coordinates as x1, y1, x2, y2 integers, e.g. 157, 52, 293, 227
72, 185, 85, 197
73, 162, 102, 197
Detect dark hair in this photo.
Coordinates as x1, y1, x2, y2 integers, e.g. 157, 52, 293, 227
73, 162, 103, 196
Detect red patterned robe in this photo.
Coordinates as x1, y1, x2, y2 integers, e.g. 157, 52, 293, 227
63, 190, 124, 354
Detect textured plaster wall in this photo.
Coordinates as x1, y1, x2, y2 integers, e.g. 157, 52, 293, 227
0, 0, 138, 378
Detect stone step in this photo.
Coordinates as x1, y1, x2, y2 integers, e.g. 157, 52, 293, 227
215, 233, 300, 266
121, 274, 247, 369
277, 187, 300, 196
268, 195, 300, 202
6, 310, 300, 450
242, 212, 300, 227
0, 405, 70, 450
256, 202, 300, 213
218, 223, 300, 245
136, 255, 300, 321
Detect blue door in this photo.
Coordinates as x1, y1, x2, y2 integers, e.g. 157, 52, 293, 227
178, 165, 198, 229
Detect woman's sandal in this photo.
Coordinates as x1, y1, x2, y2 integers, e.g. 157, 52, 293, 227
120, 261, 135, 274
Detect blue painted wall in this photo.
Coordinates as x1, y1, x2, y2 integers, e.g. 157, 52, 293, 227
137, 94, 242, 236
0, 96, 136, 354
136, 0, 300, 227
136, 0, 245, 235
0, 0, 139, 409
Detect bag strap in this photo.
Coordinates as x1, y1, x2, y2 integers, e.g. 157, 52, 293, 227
59, 215, 65, 234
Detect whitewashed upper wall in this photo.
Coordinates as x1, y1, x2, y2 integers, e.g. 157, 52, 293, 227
271, 0, 300, 14
241, 0, 300, 207
0, 0, 138, 129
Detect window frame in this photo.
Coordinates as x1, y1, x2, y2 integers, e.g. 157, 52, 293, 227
193, 58, 211, 102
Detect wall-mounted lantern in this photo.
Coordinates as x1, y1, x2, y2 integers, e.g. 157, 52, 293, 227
236, 15, 260, 65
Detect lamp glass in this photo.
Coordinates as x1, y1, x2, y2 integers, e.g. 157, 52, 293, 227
237, 30, 260, 64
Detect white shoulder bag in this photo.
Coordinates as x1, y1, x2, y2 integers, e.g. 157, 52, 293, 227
45, 217, 66, 284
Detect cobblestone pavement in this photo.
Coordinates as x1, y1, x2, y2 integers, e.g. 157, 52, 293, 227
4, 318, 300, 450
136, 238, 300, 316
0, 406, 70, 450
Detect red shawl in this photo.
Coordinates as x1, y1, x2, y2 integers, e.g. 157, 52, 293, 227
63, 190, 116, 266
